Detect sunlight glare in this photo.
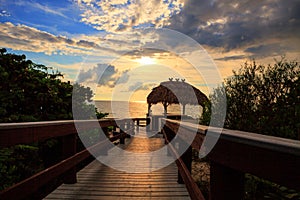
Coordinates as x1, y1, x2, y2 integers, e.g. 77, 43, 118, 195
137, 56, 156, 65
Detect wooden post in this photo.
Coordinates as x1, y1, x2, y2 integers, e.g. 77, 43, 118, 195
164, 127, 175, 157
100, 127, 108, 156
119, 124, 125, 144
62, 134, 77, 184
146, 117, 151, 132
210, 161, 245, 200
178, 145, 192, 184
137, 119, 140, 132
126, 121, 132, 138
102, 127, 108, 137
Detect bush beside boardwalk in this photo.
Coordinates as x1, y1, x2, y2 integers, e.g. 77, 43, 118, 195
0, 49, 108, 191
200, 58, 300, 140
198, 58, 300, 199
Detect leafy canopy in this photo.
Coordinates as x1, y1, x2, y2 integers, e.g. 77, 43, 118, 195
0, 48, 107, 122
200, 58, 300, 139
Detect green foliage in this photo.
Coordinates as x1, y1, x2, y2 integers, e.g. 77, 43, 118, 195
200, 58, 300, 139
245, 174, 300, 200
0, 144, 43, 190
199, 101, 211, 126
0, 49, 109, 190
199, 58, 300, 198
0, 48, 108, 122
95, 108, 109, 119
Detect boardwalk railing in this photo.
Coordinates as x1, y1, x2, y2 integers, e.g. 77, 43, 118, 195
1, 118, 299, 200
161, 119, 300, 200
0, 118, 148, 200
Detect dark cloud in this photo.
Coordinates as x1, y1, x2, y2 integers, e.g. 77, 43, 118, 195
215, 55, 247, 61
127, 82, 156, 92
167, 0, 300, 56
128, 81, 143, 91
117, 70, 130, 84
77, 64, 129, 88
77, 64, 115, 85
124, 48, 168, 58
76, 40, 97, 48
245, 43, 285, 58
98, 64, 117, 86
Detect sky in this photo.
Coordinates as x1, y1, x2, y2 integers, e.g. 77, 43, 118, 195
1, 0, 299, 102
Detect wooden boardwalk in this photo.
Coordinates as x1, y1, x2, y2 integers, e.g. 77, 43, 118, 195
44, 128, 191, 200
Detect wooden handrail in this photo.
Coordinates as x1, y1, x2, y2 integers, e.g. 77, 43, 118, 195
162, 119, 300, 199
0, 118, 144, 199
0, 119, 126, 147
162, 127, 205, 200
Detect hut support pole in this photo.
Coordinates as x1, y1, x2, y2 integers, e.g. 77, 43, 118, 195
147, 103, 151, 116
163, 102, 168, 116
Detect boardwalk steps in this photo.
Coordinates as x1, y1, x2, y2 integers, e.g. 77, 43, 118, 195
44, 129, 191, 199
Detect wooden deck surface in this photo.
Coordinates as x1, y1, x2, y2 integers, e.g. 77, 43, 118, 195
44, 128, 190, 200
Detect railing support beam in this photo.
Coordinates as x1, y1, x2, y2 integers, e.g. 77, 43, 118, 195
177, 145, 192, 184
62, 134, 77, 184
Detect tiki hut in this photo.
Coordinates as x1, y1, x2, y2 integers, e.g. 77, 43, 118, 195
147, 79, 209, 115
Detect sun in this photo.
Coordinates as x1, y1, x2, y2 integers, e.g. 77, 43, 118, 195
137, 56, 156, 65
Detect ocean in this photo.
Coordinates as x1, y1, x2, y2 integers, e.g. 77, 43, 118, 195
95, 100, 202, 119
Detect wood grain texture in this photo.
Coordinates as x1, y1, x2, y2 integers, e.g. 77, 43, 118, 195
45, 128, 191, 200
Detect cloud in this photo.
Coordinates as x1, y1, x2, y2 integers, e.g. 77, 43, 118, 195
0, 10, 10, 17
77, 63, 130, 88
0, 22, 169, 59
14, 1, 69, 19
167, 0, 300, 57
215, 55, 247, 61
127, 81, 155, 92
245, 43, 286, 57
0, 22, 121, 56
76, 0, 184, 33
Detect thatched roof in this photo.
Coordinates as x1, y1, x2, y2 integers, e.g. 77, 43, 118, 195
147, 80, 209, 108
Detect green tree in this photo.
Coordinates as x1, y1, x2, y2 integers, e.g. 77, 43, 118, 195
0, 48, 108, 190
0, 48, 107, 122
200, 58, 300, 139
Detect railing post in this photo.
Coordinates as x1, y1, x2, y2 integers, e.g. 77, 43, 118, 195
137, 119, 140, 132
100, 127, 108, 156
119, 124, 125, 144
102, 127, 108, 137
177, 145, 192, 184
126, 120, 132, 138
210, 161, 244, 200
146, 117, 151, 132
163, 126, 173, 156
62, 134, 77, 184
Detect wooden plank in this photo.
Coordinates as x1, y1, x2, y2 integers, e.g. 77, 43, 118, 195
208, 134, 300, 191
46, 195, 191, 200
45, 161, 190, 200
0, 119, 124, 147
162, 128, 205, 200
0, 132, 126, 200
162, 119, 207, 150
45, 129, 191, 200
163, 119, 300, 191
0, 123, 77, 147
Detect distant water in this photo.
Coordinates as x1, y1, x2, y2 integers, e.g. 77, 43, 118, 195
95, 101, 202, 119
